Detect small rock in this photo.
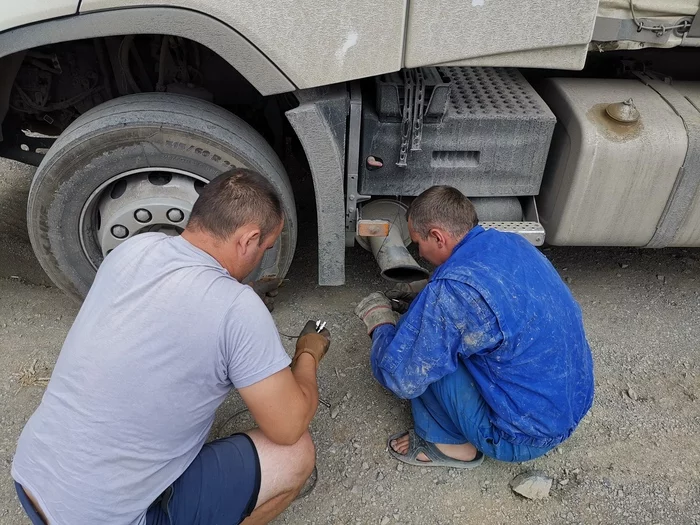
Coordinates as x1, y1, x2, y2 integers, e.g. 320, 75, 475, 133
559, 479, 569, 486
510, 471, 553, 500
380, 517, 390, 525
351, 484, 359, 494
396, 464, 403, 472
331, 406, 340, 419
626, 387, 639, 401
565, 277, 573, 284
619, 263, 629, 269
618, 490, 624, 498
362, 462, 370, 471
657, 274, 665, 282
376, 471, 384, 481
377, 484, 384, 493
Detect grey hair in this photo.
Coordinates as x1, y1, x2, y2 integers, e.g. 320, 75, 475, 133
406, 185, 478, 239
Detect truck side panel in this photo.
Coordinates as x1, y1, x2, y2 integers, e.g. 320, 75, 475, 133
403, 0, 599, 70
78, 0, 408, 89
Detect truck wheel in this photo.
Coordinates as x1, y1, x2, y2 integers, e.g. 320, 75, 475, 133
27, 93, 297, 302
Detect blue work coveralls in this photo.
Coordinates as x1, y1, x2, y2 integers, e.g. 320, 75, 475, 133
371, 226, 594, 462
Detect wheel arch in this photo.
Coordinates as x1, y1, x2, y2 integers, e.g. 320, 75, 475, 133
0, 6, 296, 97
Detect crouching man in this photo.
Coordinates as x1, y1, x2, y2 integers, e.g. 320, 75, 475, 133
355, 186, 594, 469
13, 169, 329, 524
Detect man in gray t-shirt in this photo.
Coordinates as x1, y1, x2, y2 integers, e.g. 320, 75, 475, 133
12, 169, 330, 525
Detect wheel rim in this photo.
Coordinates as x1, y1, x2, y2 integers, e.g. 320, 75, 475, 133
79, 167, 208, 269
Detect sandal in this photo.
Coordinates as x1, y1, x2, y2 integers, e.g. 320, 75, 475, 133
388, 429, 484, 469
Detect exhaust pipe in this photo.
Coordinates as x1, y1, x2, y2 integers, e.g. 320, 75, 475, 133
356, 200, 430, 283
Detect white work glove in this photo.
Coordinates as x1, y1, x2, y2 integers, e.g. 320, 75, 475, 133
354, 292, 398, 335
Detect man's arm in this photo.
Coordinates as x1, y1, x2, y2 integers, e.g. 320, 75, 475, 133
223, 290, 328, 446
369, 279, 502, 399
239, 353, 319, 446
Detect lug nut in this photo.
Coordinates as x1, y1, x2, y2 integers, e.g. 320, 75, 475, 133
134, 209, 152, 223
111, 225, 129, 239
167, 208, 184, 223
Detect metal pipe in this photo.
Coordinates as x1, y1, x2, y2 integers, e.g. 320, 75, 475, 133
357, 200, 429, 283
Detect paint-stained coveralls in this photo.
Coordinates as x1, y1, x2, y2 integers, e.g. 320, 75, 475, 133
371, 226, 594, 462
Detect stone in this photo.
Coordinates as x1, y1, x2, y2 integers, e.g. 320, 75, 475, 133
331, 406, 340, 419
380, 518, 390, 525
626, 387, 639, 401
362, 462, 370, 471
509, 471, 553, 500
396, 464, 403, 472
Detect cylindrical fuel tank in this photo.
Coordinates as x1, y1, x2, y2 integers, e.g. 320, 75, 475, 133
536, 78, 688, 246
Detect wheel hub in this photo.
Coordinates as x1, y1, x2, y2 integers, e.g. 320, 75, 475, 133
81, 168, 206, 262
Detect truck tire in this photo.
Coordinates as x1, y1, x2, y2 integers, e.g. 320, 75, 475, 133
27, 93, 297, 302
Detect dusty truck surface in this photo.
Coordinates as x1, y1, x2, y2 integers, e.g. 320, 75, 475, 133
1, 0, 700, 299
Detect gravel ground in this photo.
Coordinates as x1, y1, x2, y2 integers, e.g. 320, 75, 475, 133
1, 161, 699, 524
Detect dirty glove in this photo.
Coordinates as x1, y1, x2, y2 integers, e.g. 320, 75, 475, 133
354, 292, 397, 335
249, 277, 283, 312
292, 320, 331, 368
385, 279, 428, 314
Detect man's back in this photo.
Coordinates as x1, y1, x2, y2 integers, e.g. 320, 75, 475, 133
436, 227, 594, 446
12, 233, 290, 524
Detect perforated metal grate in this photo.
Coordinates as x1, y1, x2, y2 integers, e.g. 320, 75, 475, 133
439, 67, 548, 117
480, 221, 545, 246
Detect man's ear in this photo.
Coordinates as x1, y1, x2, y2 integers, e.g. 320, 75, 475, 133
429, 228, 446, 246
239, 227, 262, 253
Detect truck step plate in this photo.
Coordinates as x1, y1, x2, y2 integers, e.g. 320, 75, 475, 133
480, 221, 545, 246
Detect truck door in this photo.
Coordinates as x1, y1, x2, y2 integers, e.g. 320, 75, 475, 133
403, 0, 599, 71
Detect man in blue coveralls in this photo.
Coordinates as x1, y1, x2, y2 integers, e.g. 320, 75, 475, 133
355, 185, 594, 468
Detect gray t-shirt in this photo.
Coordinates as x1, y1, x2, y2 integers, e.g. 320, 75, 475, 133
12, 233, 291, 525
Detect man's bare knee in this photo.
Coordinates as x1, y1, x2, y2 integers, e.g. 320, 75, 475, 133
293, 431, 316, 486
245, 428, 315, 506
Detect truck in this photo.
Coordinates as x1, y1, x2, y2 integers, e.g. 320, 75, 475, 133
1, 0, 699, 301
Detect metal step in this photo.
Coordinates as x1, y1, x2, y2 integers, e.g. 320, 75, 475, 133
480, 221, 545, 246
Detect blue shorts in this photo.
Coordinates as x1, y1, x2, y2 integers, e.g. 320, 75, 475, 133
146, 433, 261, 525
16, 433, 261, 525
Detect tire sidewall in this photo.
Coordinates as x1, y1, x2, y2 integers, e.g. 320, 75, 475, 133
28, 101, 296, 301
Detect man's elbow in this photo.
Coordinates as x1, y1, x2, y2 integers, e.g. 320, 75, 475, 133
266, 423, 308, 446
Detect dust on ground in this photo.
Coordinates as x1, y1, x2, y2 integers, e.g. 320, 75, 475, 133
1, 165, 699, 524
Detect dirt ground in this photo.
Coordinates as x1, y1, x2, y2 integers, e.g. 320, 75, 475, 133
1, 162, 699, 524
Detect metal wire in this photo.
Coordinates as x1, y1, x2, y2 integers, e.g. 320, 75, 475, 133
628, 0, 692, 36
